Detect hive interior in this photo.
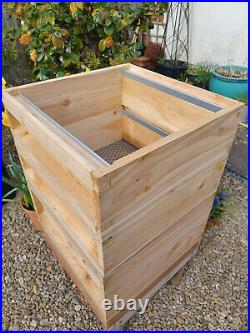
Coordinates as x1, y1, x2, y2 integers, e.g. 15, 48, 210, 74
17, 66, 216, 166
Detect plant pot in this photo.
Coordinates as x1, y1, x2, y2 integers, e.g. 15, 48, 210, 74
20, 198, 42, 231
185, 70, 198, 84
209, 65, 248, 99
132, 56, 156, 71
157, 60, 188, 79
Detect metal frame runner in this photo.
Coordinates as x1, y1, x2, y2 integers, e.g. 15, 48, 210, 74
123, 70, 222, 112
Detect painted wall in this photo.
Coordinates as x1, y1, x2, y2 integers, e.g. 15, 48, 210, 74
189, 2, 248, 66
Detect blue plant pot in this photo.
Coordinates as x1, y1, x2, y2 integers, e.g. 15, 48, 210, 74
209, 65, 248, 100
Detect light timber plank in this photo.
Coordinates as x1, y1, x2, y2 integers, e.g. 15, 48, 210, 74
102, 152, 227, 273
104, 197, 213, 323
121, 112, 162, 148
123, 75, 214, 132
128, 64, 240, 109
3, 91, 105, 188
38, 210, 107, 325
65, 110, 123, 150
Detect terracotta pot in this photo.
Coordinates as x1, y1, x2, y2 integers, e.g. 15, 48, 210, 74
132, 56, 156, 71
20, 198, 42, 231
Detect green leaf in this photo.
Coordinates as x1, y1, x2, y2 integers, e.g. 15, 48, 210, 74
37, 68, 49, 81
54, 31, 62, 39
69, 53, 79, 64
98, 39, 106, 52
56, 71, 64, 78
65, 16, 72, 24
87, 20, 95, 32
62, 55, 71, 67
104, 25, 113, 36
37, 52, 45, 62
93, 12, 102, 24
105, 17, 112, 26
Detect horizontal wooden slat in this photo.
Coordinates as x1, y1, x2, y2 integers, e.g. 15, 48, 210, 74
10, 66, 126, 126
12, 127, 100, 231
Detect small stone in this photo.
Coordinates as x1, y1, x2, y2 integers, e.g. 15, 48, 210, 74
40, 318, 48, 326
75, 305, 81, 312
176, 316, 185, 324
30, 319, 37, 327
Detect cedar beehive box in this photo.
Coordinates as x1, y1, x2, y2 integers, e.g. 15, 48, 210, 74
3, 64, 243, 328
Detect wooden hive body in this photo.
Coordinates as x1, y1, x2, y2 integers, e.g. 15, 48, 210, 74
3, 64, 243, 328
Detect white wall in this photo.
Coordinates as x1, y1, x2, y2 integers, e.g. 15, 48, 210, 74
189, 2, 248, 66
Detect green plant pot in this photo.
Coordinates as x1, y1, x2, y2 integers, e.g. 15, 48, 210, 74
209, 65, 248, 99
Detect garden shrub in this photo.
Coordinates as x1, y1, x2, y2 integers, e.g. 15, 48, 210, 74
3, 2, 166, 81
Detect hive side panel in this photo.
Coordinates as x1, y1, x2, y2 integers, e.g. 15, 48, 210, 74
98, 110, 240, 228
38, 210, 106, 325
3, 92, 104, 187
102, 153, 227, 272
4, 95, 108, 326
122, 75, 214, 133
16, 66, 125, 126
104, 196, 214, 326
64, 110, 123, 150
97, 109, 240, 274
127, 64, 240, 109
121, 114, 162, 148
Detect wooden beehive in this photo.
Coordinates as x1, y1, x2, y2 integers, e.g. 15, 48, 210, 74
3, 64, 243, 328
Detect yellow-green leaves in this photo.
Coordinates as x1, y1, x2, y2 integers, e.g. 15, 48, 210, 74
2, 77, 10, 128
69, 2, 84, 15
2, 77, 6, 89
98, 37, 113, 52
98, 39, 106, 52
52, 32, 64, 48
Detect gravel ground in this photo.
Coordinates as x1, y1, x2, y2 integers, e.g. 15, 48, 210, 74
2, 170, 247, 330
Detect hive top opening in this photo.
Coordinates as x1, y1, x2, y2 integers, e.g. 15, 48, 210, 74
3, 64, 243, 173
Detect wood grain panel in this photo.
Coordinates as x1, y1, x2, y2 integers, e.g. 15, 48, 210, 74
122, 75, 214, 132
65, 110, 122, 150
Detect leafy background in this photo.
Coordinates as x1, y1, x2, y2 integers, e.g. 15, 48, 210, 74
3, 2, 166, 82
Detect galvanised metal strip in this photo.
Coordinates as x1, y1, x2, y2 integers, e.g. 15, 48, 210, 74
123, 70, 222, 112
19, 93, 109, 166
122, 109, 168, 137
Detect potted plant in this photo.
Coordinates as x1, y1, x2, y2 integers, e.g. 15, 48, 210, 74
209, 65, 248, 99
156, 3, 189, 79
2, 154, 42, 231
157, 58, 188, 79
179, 64, 211, 90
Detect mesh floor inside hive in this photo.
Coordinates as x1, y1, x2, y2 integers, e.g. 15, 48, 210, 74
95, 139, 138, 164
